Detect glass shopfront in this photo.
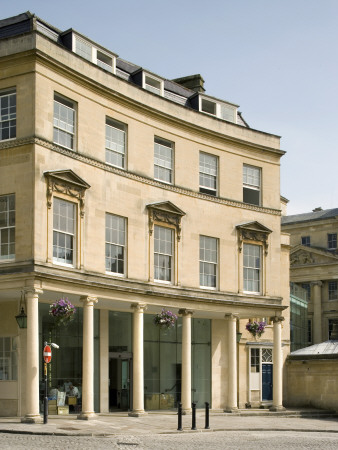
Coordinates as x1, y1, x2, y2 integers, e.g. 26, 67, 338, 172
39, 303, 100, 413
144, 315, 211, 410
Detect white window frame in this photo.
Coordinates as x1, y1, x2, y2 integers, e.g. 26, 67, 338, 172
105, 213, 126, 276
243, 243, 262, 294
0, 193, 15, 261
53, 94, 76, 150
301, 236, 311, 247
199, 235, 218, 289
105, 117, 127, 169
0, 88, 16, 141
53, 198, 76, 266
243, 164, 261, 206
154, 225, 174, 283
143, 72, 164, 96
199, 152, 218, 196
154, 137, 174, 184
199, 95, 237, 123
0, 337, 17, 380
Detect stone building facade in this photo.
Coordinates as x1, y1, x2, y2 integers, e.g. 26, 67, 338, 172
282, 208, 338, 345
0, 12, 289, 422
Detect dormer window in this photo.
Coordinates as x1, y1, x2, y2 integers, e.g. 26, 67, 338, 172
144, 74, 164, 96
196, 95, 237, 124
62, 31, 116, 74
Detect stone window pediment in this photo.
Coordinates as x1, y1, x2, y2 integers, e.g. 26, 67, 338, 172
236, 221, 272, 256
290, 245, 338, 266
147, 201, 185, 241
44, 169, 90, 217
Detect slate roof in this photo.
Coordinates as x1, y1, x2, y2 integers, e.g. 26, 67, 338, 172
289, 340, 338, 359
281, 208, 338, 225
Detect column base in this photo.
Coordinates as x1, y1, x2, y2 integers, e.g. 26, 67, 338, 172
224, 407, 238, 413
182, 408, 192, 415
77, 411, 96, 420
21, 414, 43, 424
269, 405, 286, 412
128, 410, 147, 417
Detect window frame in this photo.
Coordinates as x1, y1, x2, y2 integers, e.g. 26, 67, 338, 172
53, 93, 76, 150
143, 73, 164, 96
105, 117, 127, 169
328, 318, 338, 340
154, 224, 174, 284
53, 198, 76, 267
154, 137, 174, 184
105, 213, 126, 276
0, 88, 16, 141
301, 283, 311, 302
328, 233, 337, 250
199, 152, 218, 196
0, 193, 15, 262
328, 281, 338, 300
0, 337, 17, 381
243, 164, 261, 206
243, 243, 262, 294
301, 236, 311, 247
199, 235, 218, 289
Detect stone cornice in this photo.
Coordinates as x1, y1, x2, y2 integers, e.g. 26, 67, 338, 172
0, 136, 281, 216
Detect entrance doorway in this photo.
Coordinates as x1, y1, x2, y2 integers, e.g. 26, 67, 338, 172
109, 352, 132, 411
262, 363, 273, 401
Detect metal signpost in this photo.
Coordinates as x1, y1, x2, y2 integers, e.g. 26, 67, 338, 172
43, 342, 59, 424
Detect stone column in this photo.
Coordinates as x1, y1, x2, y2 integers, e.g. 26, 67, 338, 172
99, 309, 109, 413
129, 303, 147, 416
270, 316, 285, 411
312, 281, 322, 344
224, 314, 238, 412
22, 288, 43, 423
179, 309, 193, 414
78, 296, 98, 420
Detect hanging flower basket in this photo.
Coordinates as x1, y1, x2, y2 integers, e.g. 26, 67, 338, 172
153, 308, 178, 329
49, 298, 76, 327
246, 321, 266, 339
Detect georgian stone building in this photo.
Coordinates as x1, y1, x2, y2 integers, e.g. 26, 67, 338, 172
282, 208, 338, 345
0, 12, 289, 422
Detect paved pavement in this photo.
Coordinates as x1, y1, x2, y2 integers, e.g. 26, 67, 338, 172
0, 409, 338, 437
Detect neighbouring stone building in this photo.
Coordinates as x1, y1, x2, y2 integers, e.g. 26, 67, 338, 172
282, 208, 338, 346
0, 12, 289, 422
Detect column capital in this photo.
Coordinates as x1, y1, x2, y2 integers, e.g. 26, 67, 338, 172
80, 296, 98, 306
311, 281, 323, 287
224, 313, 239, 321
131, 302, 147, 312
24, 287, 43, 297
178, 309, 193, 317
271, 316, 285, 324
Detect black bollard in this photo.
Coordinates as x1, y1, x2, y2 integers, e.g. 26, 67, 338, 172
43, 362, 48, 424
177, 402, 183, 431
191, 402, 197, 430
205, 402, 210, 429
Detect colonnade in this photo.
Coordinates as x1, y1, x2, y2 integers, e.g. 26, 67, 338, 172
22, 291, 285, 421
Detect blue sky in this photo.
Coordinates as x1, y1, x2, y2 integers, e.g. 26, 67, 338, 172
2, 0, 338, 214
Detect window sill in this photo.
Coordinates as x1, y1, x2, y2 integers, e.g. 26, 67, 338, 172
200, 285, 217, 290
154, 178, 173, 186
154, 279, 173, 285
52, 261, 75, 268
105, 271, 125, 278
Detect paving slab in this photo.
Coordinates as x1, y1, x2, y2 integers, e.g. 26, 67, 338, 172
0, 409, 337, 436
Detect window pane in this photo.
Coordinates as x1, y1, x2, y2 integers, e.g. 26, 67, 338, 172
0, 89, 16, 141
243, 244, 261, 293
105, 213, 126, 275
53, 198, 75, 265
199, 153, 217, 195
53, 95, 75, 150
243, 165, 261, 205
0, 194, 15, 260
154, 225, 173, 282
154, 138, 173, 184
105, 119, 126, 169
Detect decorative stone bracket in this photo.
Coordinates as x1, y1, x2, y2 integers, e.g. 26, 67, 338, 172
236, 221, 272, 256
147, 201, 185, 241
45, 170, 90, 217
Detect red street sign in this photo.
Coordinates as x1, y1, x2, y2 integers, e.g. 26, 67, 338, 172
43, 345, 52, 363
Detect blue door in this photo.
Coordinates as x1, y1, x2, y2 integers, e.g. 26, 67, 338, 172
262, 364, 273, 401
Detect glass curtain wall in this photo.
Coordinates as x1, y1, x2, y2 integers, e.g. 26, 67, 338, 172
39, 303, 100, 413
144, 315, 211, 410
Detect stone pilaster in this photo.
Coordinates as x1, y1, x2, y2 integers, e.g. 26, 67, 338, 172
312, 281, 323, 344
78, 296, 98, 420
